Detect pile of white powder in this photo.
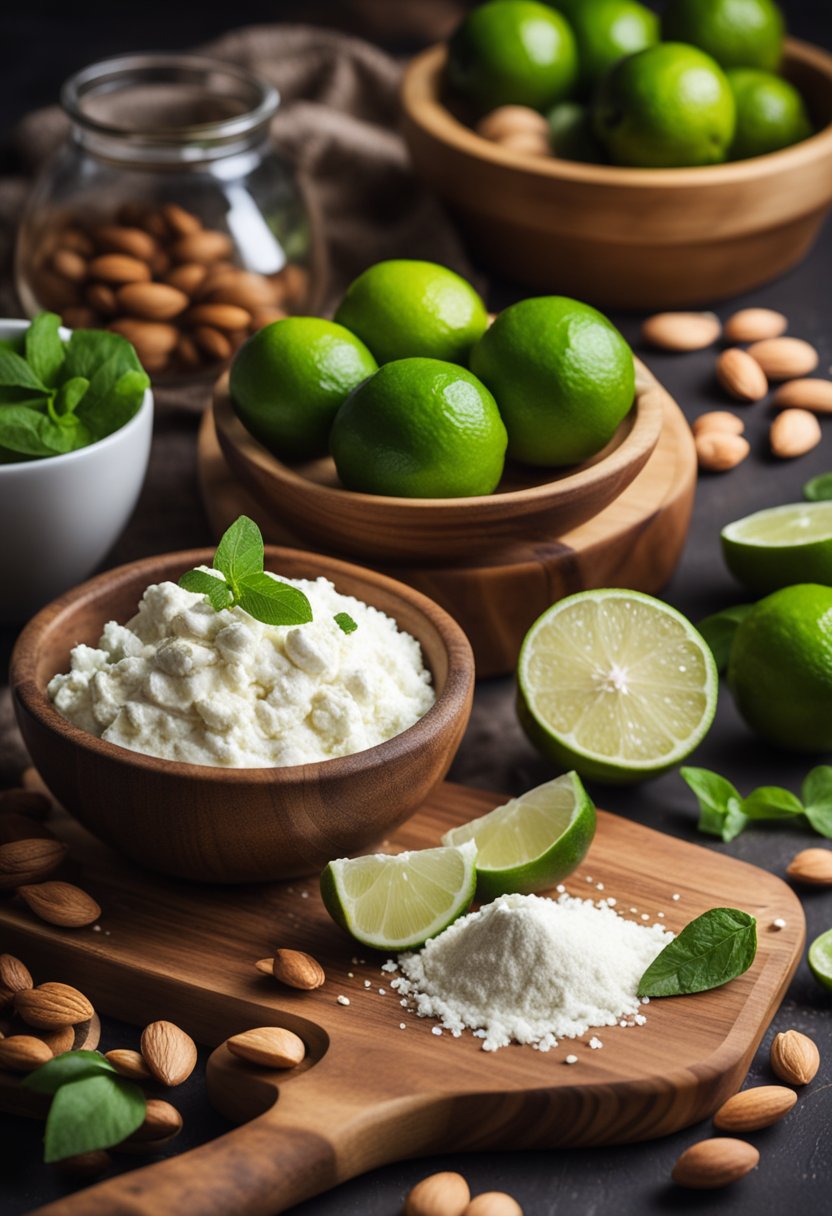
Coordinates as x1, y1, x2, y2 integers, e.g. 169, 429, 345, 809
48, 573, 434, 767
394, 892, 674, 1052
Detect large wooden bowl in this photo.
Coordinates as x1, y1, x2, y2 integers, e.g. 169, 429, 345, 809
11, 548, 474, 884
401, 39, 832, 309
213, 360, 663, 563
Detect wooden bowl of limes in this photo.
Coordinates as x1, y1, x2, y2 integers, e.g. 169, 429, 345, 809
401, 38, 832, 310
212, 358, 665, 564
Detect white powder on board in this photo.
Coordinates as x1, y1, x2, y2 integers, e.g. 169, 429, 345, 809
396, 892, 673, 1052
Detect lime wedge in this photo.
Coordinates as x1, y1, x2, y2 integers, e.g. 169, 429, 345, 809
517, 589, 718, 784
320, 841, 477, 951
721, 502, 832, 594
808, 927, 832, 992
441, 772, 596, 900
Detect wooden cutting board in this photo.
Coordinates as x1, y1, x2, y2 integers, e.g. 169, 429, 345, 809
0, 783, 803, 1216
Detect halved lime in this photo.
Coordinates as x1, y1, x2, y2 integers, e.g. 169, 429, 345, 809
808, 927, 832, 992
320, 841, 477, 951
440, 772, 596, 900
517, 589, 718, 784
722, 502, 832, 594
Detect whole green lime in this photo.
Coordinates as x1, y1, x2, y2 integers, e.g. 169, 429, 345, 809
229, 318, 377, 460
547, 101, 607, 162
469, 296, 634, 466
727, 584, 832, 752
447, 0, 578, 112
330, 358, 507, 498
594, 43, 736, 167
333, 260, 488, 366
663, 0, 785, 72
727, 68, 813, 159
550, 0, 659, 95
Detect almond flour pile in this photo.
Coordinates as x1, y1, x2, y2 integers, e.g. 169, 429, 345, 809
394, 892, 673, 1052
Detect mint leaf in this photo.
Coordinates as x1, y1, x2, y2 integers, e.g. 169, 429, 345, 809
722, 797, 750, 842
742, 786, 805, 821
23, 1050, 116, 1095
681, 767, 742, 838
803, 766, 832, 838
334, 612, 358, 634
179, 568, 233, 612
697, 605, 753, 674
0, 350, 48, 393
43, 1074, 145, 1163
637, 908, 757, 997
25, 312, 65, 388
62, 329, 141, 383
804, 473, 832, 502
0, 406, 61, 456
76, 366, 148, 440
55, 376, 89, 416
213, 515, 264, 588
237, 572, 313, 627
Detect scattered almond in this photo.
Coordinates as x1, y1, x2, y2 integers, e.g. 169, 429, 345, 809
105, 1048, 153, 1081
463, 1195, 523, 1216
0, 813, 56, 844
713, 1085, 797, 1131
0, 954, 33, 998
18, 881, 101, 927
642, 311, 721, 351
716, 348, 768, 401
0, 837, 67, 889
747, 336, 819, 380
273, 948, 326, 991
724, 308, 787, 343
695, 431, 750, 472
770, 409, 821, 458
786, 847, 832, 886
770, 1030, 820, 1085
0, 1033, 53, 1072
226, 1026, 306, 1070
141, 1020, 198, 1087
255, 958, 275, 977
405, 1171, 471, 1216
0, 788, 52, 819
16, 981, 94, 1029
691, 411, 744, 437
671, 1138, 759, 1189
56, 1149, 112, 1177
39, 1024, 76, 1056
772, 378, 832, 413
122, 1097, 183, 1146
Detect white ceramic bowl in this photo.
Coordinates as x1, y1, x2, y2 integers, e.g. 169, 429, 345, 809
0, 320, 153, 624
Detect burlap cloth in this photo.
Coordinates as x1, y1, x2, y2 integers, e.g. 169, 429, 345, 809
0, 25, 529, 793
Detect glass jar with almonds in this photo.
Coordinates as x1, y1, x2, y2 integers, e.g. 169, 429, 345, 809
15, 54, 321, 380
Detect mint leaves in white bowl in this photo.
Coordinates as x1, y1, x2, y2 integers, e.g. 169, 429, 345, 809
0, 315, 153, 623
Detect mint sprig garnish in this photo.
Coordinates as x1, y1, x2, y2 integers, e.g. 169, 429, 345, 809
682, 765, 832, 842
637, 908, 757, 998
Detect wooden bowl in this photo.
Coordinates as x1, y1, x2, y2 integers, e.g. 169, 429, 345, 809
401, 39, 832, 309
10, 547, 474, 884
213, 360, 663, 564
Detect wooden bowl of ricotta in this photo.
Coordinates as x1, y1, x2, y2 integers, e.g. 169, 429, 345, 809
11, 547, 474, 883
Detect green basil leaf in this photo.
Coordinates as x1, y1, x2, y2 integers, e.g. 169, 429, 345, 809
721, 797, 750, 842
681, 766, 742, 838
637, 907, 757, 998
334, 612, 358, 634
179, 568, 234, 612
697, 605, 754, 674
742, 786, 805, 821
802, 765, 832, 838
0, 350, 48, 393
55, 376, 89, 416
23, 1050, 116, 1095
43, 1074, 145, 1163
804, 473, 832, 502
0, 406, 62, 456
213, 515, 265, 586
237, 571, 313, 627
25, 312, 66, 388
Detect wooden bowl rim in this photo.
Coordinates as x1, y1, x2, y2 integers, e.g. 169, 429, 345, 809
212, 359, 663, 522
11, 545, 474, 784
401, 37, 832, 188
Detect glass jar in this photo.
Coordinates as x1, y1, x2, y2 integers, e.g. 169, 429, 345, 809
16, 54, 322, 380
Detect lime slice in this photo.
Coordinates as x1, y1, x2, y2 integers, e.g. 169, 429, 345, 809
320, 841, 477, 951
808, 927, 832, 992
440, 772, 596, 900
721, 502, 832, 594
517, 589, 718, 784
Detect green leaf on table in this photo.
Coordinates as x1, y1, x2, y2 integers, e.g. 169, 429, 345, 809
721, 797, 750, 842
23, 1050, 116, 1095
237, 571, 313, 627
43, 1074, 145, 1163
680, 766, 744, 839
0, 350, 48, 393
25, 311, 66, 388
637, 907, 757, 998
804, 473, 832, 502
179, 568, 234, 612
334, 612, 358, 635
803, 766, 832, 838
741, 786, 805, 822
213, 514, 265, 588
55, 376, 89, 416
697, 605, 754, 674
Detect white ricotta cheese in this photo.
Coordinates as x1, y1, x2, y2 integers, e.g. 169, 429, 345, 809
48, 572, 435, 767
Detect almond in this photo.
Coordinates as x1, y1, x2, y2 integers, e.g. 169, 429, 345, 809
747, 336, 818, 380
273, 948, 326, 991
251, 305, 288, 330
770, 1029, 820, 1085
16, 982, 94, 1029
52, 248, 88, 282
695, 431, 750, 472
0, 787, 52, 819
116, 282, 189, 321
0, 838, 67, 889
786, 847, 832, 886
141, 1020, 197, 1086
255, 958, 276, 976
93, 225, 157, 261
86, 282, 119, 316
105, 1048, 153, 1081
772, 378, 832, 414
0, 954, 33, 999
88, 254, 152, 284
770, 408, 821, 458
17, 880, 101, 927
203, 270, 276, 310
713, 1085, 797, 1131
0, 1033, 53, 1072
59, 228, 95, 257
642, 311, 721, 351
0, 813, 55, 844
226, 1026, 306, 1069
171, 230, 233, 264
405, 1171, 471, 1216
691, 411, 744, 436
724, 308, 788, 343
671, 1138, 759, 1189
185, 303, 252, 331
476, 105, 550, 143
56, 1149, 112, 1177
193, 325, 231, 361
175, 333, 202, 370
463, 1195, 523, 1216
272, 264, 309, 306
716, 348, 768, 401
164, 262, 208, 296
39, 1023, 76, 1056
160, 203, 202, 238
108, 318, 179, 357
122, 1097, 183, 1146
